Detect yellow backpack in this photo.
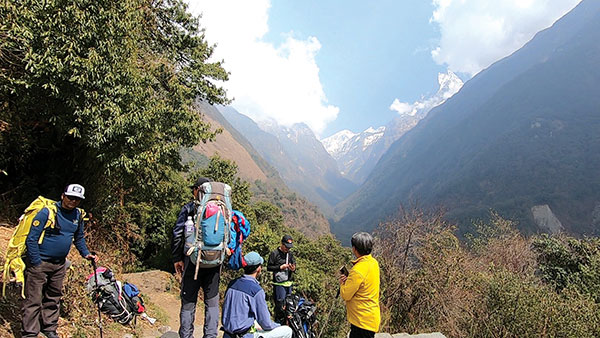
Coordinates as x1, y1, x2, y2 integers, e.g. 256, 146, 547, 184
2, 196, 85, 298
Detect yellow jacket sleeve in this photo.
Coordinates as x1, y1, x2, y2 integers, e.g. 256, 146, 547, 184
340, 268, 364, 301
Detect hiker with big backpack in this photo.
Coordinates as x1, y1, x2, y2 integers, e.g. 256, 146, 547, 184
19, 184, 97, 338
221, 252, 293, 338
267, 235, 297, 324
172, 177, 232, 338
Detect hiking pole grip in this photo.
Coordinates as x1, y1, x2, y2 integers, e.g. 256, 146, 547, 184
89, 252, 104, 338
89, 251, 97, 269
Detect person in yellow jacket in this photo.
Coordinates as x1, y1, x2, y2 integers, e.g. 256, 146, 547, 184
339, 232, 380, 338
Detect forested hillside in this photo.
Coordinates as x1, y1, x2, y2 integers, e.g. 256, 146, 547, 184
334, 0, 600, 242
186, 102, 331, 237
0, 0, 234, 267
219, 106, 357, 216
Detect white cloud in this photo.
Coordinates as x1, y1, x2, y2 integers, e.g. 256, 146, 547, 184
431, 0, 582, 76
390, 71, 463, 117
186, 0, 338, 135
389, 101, 414, 116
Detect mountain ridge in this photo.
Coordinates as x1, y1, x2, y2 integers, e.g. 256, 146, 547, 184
219, 106, 357, 216
333, 0, 600, 242
321, 71, 462, 184
189, 103, 331, 237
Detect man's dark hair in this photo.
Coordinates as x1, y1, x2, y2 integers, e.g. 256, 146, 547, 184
351, 232, 373, 256
191, 177, 211, 189
243, 264, 260, 275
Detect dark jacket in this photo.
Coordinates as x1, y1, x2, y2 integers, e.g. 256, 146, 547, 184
267, 247, 296, 283
172, 201, 196, 263
26, 202, 90, 266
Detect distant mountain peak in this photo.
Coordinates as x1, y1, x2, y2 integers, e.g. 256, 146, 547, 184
438, 71, 464, 100
321, 129, 358, 155
361, 127, 385, 149
390, 70, 464, 118
364, 126, 385, 134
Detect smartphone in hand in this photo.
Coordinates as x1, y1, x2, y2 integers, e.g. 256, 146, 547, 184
339, 265, 349, 277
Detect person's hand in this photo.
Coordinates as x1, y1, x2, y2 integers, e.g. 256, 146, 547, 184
280, 264, 289, 270
289, 263, 296, 271
339, 274, 347, 285
174, 261, 184, 275
85, 254, 98, 262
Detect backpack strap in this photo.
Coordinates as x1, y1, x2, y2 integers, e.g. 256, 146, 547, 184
75, 207, 86, 232
37, 204, 58, 245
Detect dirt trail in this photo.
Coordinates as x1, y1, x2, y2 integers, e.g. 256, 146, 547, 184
122, 270, 223, 338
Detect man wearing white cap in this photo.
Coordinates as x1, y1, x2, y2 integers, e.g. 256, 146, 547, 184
221, 252, 293, 338
21, 184, 96, 338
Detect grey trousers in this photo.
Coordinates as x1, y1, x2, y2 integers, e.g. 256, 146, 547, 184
179, 258, 221, 338
21, 260, 67, 337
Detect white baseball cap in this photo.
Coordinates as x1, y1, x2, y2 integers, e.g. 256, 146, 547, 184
64, 184, 85, 199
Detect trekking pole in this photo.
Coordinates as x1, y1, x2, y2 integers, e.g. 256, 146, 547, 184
89, 253, 104, 338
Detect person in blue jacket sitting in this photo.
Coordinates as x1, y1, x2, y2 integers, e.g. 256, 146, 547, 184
221, 252, 293, 338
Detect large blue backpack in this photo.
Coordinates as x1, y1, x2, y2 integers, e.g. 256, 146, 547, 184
184, 182, 232, 279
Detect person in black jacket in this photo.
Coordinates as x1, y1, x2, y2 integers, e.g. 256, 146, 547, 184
172, 177, 220, 338
267, 235, 296, 324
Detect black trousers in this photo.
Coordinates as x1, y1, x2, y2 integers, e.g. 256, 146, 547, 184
350, 324, 375, 338
273, 284, 292, 324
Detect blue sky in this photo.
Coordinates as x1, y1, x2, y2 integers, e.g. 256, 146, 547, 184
187, 0, 581, 138
264, 1, 445, 137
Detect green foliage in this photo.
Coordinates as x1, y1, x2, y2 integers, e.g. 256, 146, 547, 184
533, 234, 600, 300
0, 0, 228, 263
292, 235, 351, 338
252, 200, 284, 230
375, 210, 600, 337
465, 210, 518, 251
469, 269, 600, 337
250, 180, 331, 238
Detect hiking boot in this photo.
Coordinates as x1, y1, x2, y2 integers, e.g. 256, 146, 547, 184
41, 331, 59, 338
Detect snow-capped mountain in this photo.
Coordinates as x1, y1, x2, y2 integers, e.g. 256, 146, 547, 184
323, 127, 384, 160
218, 107, 357, 214
323, 70, 464, 184
390, 70, 464, 118
321, 130, 357, 157
361, 127, 386, 149
321, 118, 418, 184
